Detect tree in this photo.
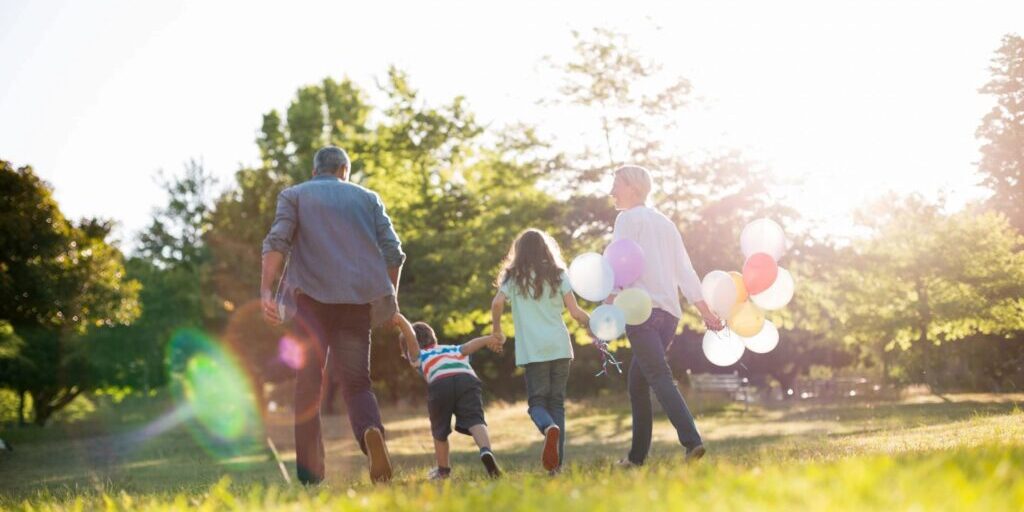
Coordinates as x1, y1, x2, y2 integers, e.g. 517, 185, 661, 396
838, 195, 1024, 388
204, 71, 569, 404
544, 27, 797, 290
138, 160, 218, 326
544, 27, 693, 178
544, 28, 806, 384
84, 162, 220, 394
0, 160, 140, 424
137, 160, 216, 270
0, 321, 31, 424
977, 34, 1024, 232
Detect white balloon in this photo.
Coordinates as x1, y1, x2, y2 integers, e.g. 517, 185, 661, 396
741, 218, 787, 261
701, 270, 737, 319
702, 329, 745, 367
741, 320, 780, 353
750, 268, 795, 311
568, 252, 615, 302
590, 304, 626, 341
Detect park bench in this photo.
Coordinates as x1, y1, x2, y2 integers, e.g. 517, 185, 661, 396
788, 376, 880, 400
689, 372, 753, 410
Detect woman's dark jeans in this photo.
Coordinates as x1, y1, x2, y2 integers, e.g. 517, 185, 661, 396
626, 308, 702, 464
524, 358, 571, 464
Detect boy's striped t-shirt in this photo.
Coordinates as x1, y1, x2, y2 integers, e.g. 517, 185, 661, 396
416, 344, 478, 384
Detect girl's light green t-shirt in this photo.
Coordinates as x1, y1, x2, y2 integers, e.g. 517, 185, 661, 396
500, 271, 575, 366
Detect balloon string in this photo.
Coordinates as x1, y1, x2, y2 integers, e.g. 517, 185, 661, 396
594, 340, 623, 377
713, 326, 731, 340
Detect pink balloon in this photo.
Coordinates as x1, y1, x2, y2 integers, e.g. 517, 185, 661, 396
743, 252, 778, 295
603, 239, 646, 288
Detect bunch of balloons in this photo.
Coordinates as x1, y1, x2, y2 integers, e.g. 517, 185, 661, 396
700, 218, 795, 366
568, 239, 655, 376
567, 239, 653, 343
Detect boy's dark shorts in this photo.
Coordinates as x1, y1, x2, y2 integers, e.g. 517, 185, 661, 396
427, 373, 486, 441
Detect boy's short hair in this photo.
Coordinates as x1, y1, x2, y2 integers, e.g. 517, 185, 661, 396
411, 321, 437, 349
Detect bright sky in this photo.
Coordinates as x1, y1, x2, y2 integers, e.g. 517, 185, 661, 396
2, 0, 1022, 249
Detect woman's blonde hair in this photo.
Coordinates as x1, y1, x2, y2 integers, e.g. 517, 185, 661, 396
614, 165, 653, 202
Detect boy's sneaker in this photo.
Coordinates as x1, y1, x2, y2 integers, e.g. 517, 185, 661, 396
542, 425, 561, 472
615, 458, 641, 469
428, 467, 451, 481
363, 427, 393, 483
480, 449, 502, 478
685, 444, 706, 464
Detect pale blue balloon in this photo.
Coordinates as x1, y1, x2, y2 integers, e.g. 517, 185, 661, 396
590, 304, 627, 341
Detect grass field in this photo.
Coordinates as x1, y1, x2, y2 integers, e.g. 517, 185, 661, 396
1, 392, 1022, 511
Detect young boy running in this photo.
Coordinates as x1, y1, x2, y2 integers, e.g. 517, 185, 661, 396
393, 312, 503, 480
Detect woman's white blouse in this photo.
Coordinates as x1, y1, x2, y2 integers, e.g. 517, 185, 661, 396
612, 206, 704, 319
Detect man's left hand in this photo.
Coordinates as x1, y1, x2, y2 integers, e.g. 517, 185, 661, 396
261, 291, 282, 325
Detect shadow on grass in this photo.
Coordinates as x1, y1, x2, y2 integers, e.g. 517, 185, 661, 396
3, 394, 1022, 502
774, 399, 1022, 425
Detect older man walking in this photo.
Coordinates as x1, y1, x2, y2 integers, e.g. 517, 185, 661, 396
261, 146, 405, 485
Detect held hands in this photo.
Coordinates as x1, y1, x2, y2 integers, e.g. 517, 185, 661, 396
260, 290, 282, 326
391, 311, 406, 327
391, 312, 414, 362
488, 331, 507, 354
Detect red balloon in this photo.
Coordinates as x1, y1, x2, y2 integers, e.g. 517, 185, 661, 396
743, 253, 778, 295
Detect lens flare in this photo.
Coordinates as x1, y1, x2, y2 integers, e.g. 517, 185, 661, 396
278, 336, 306, 370
166, 329, 264, 460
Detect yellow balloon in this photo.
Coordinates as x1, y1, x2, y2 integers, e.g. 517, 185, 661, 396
614, 288, 653, 325
728, 301, 765, 337
729, 271, 748, 304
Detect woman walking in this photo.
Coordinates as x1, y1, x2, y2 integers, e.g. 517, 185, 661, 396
609, 165, 724, 467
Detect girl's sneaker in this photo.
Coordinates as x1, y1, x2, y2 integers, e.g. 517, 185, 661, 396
542, 425, 561, 471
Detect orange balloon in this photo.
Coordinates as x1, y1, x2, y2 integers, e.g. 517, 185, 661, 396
729, 271, 748, 304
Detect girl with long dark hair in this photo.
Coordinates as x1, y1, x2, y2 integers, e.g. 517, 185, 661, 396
490, 228, 590, 474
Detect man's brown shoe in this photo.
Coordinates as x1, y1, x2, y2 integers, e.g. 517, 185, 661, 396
685, 444, 706, 464
364, 427, 393, 483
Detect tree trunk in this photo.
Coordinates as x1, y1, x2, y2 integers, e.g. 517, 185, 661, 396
914, 278, 950, 400
32, 395, 52, 427
30, 387, 82, 427
17, 390, 26, 426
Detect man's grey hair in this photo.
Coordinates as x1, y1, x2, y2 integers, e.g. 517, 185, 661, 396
313, 146, 350, 175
